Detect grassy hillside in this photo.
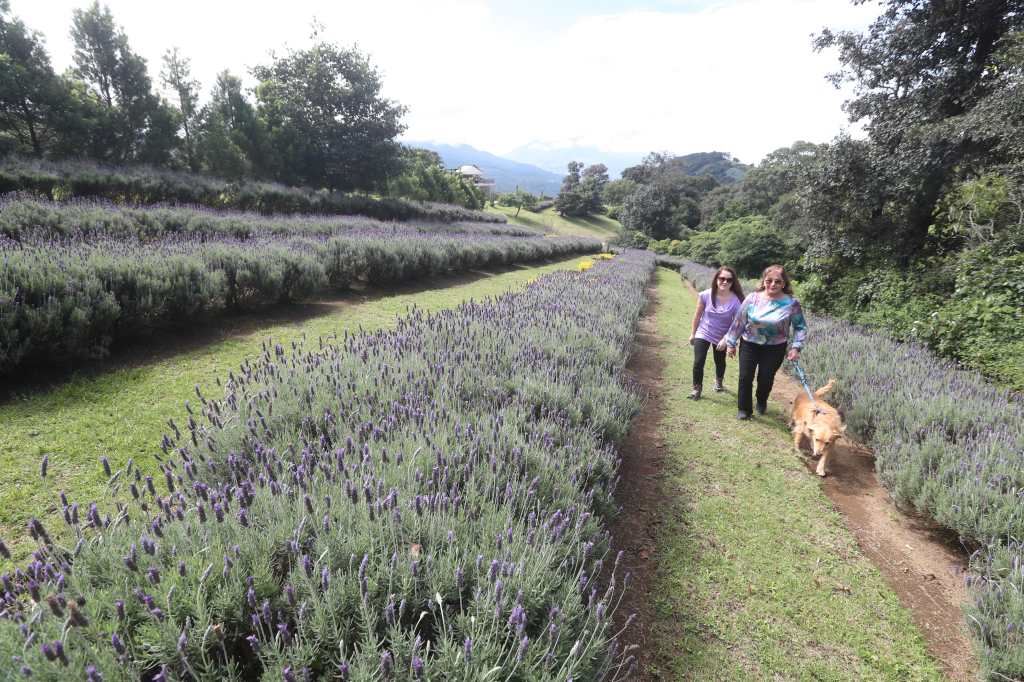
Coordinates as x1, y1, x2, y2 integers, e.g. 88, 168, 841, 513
489, 205, 623, 240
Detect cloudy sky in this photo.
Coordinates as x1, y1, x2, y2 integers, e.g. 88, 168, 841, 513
11, 0, 879, 164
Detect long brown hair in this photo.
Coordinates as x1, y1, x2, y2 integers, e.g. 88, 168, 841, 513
755, 264, 793, 295
711, 266, 745, 305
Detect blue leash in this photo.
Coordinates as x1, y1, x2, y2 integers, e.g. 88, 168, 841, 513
791, 358, 817, 405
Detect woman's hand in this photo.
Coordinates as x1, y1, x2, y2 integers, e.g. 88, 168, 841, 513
716, 339, 728, 351
688, 334, 695, 346
726, 345, 736, 359
787, 347, 800, 361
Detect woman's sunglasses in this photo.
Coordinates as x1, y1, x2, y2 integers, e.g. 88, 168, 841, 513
718, 276, 733, 282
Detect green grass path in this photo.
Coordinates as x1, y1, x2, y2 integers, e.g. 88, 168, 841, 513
643, 268, 944, 680
0, 257, 584, 563
488, 205, 622, 240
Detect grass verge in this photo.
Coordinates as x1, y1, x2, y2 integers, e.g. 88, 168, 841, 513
488, 205, 623, 239
642, 267, 944, 680
0, 256, 586, 564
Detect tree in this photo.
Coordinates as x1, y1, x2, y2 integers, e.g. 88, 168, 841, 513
252, 26, 407, 191
0, 3, 70, 156
195, 70, 270, 178
579, 163, 609, 214
619, 183, 677, 238
555, 161, 586, 216
70, 1, 174, 163
388, 147, 483, 208
502, 188, 537, 217
602, 178, 638, 208
815, 0, 1024, 257
556, 161, 607, 217
161, 47, 200, 170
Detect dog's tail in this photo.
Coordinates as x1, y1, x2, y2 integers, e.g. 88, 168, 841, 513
814, 379, 836, 398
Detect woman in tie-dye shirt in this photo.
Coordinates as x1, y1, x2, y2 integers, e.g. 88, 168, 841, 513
721, 264, 807, 420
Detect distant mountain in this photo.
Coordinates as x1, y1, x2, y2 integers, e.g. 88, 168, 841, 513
403, 142, 563, 196
504, 143, 645, 181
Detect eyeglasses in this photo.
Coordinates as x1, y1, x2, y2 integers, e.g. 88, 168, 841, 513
717, 277, 733, 283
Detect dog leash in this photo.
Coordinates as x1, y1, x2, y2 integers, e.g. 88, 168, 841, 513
791, 358, 817, 406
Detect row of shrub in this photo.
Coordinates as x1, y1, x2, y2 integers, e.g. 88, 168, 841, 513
1, 230, 599, 374
0, 196, 537, 243
678, 259, 1024, 680
0, 157, 505, 224
0, 252, 653, 679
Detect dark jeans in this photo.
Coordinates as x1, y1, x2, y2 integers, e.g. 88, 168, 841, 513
737, 340, 787, 413
692, 338, 726, 387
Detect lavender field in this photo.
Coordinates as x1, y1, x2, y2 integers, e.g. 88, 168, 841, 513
0, 197, 599, 374
0, 251, 653, 679
680, 260, 1024, 679
0, 158, 503, 225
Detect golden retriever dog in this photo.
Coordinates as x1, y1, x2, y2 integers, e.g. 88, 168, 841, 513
791, 379, 846, 477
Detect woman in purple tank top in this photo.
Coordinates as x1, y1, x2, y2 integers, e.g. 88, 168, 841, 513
687, 266, 745, 400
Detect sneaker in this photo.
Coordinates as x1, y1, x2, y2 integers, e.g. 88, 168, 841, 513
737, 410, 751, 420
687, 385, 702, 401
713, 378, 725, 392
755, 400, 767, 415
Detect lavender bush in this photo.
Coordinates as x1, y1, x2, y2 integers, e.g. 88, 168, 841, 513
0, 158, 504, 224
0, 196, 536, 242
1, 199, 595, 374
0, 251, 653, 680
676, 260, 758, 296
677, 259, 1024, 679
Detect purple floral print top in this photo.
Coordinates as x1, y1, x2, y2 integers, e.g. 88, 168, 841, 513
725, 291, 808, 349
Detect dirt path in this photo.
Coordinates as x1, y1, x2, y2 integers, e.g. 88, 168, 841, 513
771, 376, 976, 681
609, 284, 670, 677
611, 275, 974, 680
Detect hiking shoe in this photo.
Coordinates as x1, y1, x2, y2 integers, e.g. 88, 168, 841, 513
755, 400, 767, 415
713, 378, 725, 392
687, 385, 702, 401
737, 410, 751, 420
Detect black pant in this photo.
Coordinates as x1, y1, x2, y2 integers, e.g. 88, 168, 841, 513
737, 340, 787, 413
692, 338, 726, 387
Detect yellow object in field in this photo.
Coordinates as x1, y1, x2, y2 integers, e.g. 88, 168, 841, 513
578, 259, 594, 271
594, 253, 615, 260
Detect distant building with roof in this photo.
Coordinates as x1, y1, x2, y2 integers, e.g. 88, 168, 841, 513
454, 164, 496, 195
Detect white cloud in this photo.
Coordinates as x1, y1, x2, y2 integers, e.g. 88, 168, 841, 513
13, 0, 877, 164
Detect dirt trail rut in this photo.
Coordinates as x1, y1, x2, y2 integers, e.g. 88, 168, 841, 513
772, 375, 976, 682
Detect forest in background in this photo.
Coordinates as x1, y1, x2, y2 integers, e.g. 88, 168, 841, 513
611, 0, 1024, 391
0, 0, 486, 209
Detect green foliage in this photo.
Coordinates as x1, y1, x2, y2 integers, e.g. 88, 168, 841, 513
0, 6, 74, 157
389, 147, 484, 209
497, 188, 537, 217
555, 161, 607, 217
672, 215, 793, 277
619, 183, 677, 238
252, 27, 407, 192
931, 172, 1024, 249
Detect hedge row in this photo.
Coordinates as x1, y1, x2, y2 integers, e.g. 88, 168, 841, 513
0, 157, 505, 224
681, 259, 1024, 681
0, 251, 653, 680
0, 196, 536, 243
1, 230, 599, 373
